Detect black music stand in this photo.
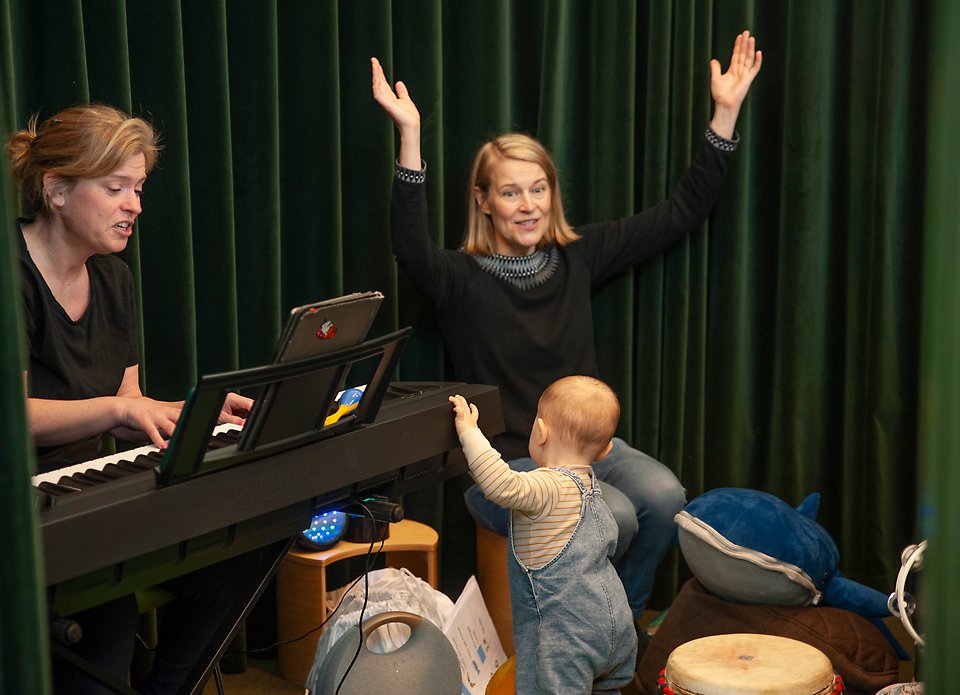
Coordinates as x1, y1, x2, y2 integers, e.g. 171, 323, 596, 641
157, 327, 410, 484
50, 328, 411, 695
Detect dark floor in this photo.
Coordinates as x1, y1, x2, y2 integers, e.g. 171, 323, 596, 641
201, 658, 301, 695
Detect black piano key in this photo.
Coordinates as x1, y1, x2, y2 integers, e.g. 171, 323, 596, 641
82, 469, 122, 483
116, 459, 155, 474
133, 453, 163, 467
210, 430, 241, 448
99, 463, 129, 479
38, 481, 79, 497
61, 475, 97, 489
52, 478, 86, 492
73, 472, 112, 487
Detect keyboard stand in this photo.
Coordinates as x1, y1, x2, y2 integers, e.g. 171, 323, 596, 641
49, 537, 290, 695
181, 537, 294, 695
49, 643, 140, 695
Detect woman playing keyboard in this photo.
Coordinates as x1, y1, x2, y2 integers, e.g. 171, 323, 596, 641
7, 104, 254, 694
8, 104, 249, 474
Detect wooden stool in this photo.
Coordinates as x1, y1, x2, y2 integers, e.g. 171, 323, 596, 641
485, 655, 516, 694
475, 524, 514, 656
275, 518, 439, 685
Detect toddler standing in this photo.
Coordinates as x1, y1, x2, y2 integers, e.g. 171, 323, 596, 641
450, 375, 637, 693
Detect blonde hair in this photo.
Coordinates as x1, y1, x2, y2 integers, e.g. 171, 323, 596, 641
5, 103, 160, 214
538, 376, 620, 461
463, 133, 579, 255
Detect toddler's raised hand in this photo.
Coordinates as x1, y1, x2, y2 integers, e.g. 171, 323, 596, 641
449, 394, 480, 436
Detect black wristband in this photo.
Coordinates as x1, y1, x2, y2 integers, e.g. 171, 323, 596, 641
705, 126, 739, 152
395, 159, 427, 184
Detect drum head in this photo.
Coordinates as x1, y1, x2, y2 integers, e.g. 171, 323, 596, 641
663, 633, 838, 695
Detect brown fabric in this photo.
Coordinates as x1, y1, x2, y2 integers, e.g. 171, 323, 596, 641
635, 579, 901, 695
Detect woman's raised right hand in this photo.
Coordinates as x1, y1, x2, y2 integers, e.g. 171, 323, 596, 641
371, 56, 422, 149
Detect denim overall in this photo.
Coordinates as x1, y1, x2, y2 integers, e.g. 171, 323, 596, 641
508, 468, 638, 694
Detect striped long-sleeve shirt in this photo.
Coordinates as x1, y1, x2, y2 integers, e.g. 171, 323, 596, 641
460, 428, 593, 569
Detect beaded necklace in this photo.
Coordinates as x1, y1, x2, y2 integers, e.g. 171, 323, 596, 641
472, 246, 559, 290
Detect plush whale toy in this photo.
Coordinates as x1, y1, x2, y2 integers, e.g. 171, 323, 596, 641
675, 487, 893, 618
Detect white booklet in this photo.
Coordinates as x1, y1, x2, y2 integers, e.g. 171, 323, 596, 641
443, 575, 508, 694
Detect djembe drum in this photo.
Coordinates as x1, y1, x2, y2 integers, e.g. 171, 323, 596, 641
658, 633, 844, 695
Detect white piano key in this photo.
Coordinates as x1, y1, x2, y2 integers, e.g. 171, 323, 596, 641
32, 423, 242, 488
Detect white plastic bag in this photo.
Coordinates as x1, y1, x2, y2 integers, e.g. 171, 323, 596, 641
304, 567, 455, 691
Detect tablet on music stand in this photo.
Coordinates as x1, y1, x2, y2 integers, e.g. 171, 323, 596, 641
237, 291, 383, 450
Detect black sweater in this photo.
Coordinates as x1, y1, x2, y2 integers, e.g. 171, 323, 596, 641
391, 136, 732, 459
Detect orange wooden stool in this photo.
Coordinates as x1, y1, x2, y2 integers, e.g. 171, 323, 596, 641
475, 524, 514, 656
485, 655, 516, 694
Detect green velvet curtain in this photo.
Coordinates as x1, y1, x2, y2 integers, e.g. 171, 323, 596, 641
1, 1, 954, 692
918, 0, 959, 691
